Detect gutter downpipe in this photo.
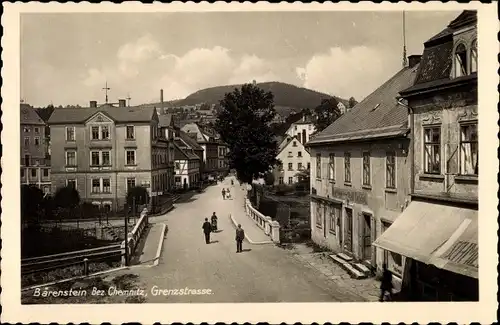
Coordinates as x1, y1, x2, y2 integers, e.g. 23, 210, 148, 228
397, 97, 415, 196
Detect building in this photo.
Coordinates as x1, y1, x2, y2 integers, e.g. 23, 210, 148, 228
275, 135, 311, 185
20, 103, 51, 193
48, 99, 172, 211
306, 55, 421, 285
181, 122, 228, 180
173, 142, 201, 190
218, 144, 229, 171
157, 114, 179, 192
374, 11, 478, 301
285, 115, 316, 145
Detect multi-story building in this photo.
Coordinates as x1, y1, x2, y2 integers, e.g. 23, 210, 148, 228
217, 144, 229, 172
173, 142, 201, 190
375, 11, 478, 301
285, 115, 316, 145
48, 99, 172, 211
306, 55, 421, 286
20, 103, 51, 193
275, 135, 311, 185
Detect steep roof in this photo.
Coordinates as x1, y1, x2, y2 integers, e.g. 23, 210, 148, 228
158, 114, 173, 128
401, 10, 477, 96
174, 142, 200, 160
308, 63, 419, 146
21, 104, 45, 125
48, 104, 157, 124
177, 130, 204, 151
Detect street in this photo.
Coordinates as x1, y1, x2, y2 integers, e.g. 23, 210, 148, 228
125, 176, 367, 303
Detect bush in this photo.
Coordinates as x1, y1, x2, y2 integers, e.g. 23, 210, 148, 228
274, 184, 295, 196
126, 186, 149, 206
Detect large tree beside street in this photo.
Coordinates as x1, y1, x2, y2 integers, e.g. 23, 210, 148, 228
313, 98, 342, 134
215, 83, 279, 184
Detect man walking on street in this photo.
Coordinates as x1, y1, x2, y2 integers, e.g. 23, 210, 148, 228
235, 224, 245, 253
379, 263, 394, 301
221, 188, 226, 200
202, 218, 212, 244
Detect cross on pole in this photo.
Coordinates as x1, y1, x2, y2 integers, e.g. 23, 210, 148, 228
126, 93, 131, 107
102, 81, 111, 104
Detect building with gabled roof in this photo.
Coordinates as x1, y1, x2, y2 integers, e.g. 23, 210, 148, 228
306, 55, 421, 285
20, 103, 51, 193
274, 135, 311, 185
173, 141, 201, 190
48, 99, 173, 211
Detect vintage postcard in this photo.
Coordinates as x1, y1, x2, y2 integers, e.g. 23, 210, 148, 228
1, 1, 498, 324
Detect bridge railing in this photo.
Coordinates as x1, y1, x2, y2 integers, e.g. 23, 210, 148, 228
244, 198, 280, 243
121, 207, 149, 266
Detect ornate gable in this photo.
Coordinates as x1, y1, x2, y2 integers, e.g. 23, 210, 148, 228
86, 111, 114, 125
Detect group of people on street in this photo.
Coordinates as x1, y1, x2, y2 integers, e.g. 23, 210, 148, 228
221, 188, 232, 200
201, 212, 246, 253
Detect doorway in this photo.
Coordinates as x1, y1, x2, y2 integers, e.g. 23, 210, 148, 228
362, 213, 372, 261
344, 208, 353, 253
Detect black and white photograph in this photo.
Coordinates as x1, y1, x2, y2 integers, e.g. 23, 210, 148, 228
1, 2, 498, 324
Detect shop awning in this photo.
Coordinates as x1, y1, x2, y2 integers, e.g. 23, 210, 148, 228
373, 200, 478, 279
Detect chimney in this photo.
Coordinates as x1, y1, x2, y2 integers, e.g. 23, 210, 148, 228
90, 100, 97, 108
408, 55, 422, 68
160, 89, 164, 109
118, 99, 126, 107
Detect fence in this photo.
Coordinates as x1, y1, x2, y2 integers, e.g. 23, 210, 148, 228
244, 198, 280, 242
121, 207, 150, 266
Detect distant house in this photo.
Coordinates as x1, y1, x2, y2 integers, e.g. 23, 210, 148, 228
20, 103, 51, 193
275, 135, 310, 185
173, 142, 201, 190
48, 100, 172, 211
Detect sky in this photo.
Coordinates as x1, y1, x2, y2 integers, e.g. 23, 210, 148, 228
21, 10, 461, 107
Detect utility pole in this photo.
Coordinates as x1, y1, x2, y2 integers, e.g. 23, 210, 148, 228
102, 81, 111, 104
402, 11, 408, 68
123, 203, 129, 266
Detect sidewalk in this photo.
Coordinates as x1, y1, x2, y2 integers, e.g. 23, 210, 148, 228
224, 180, 273, 244
133, 222, 167, 266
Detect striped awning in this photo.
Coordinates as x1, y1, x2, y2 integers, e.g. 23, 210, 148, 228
373, 200, 478, 279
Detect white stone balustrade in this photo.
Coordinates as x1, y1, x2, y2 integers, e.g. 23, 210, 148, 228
121, 208, 149, 266
244, 199, 280, 243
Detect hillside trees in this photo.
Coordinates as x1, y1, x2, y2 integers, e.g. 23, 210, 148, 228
313, 98, 342, 134
348, 97, 358, 108
215, 83, 279, 184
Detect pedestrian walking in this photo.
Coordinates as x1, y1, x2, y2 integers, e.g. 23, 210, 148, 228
202, 218, 212, 244
235, 224, 245, 253
379, 263, 393, 302
221, 188, 226, 200
226, 188, 231, 199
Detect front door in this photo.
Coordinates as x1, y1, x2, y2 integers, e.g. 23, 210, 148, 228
344, 208, 353, 252
362, 213, 372, 260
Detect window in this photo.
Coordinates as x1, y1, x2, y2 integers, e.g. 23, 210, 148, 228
21, 168, 25, 178
362, 152, 371, 186
328, 153, 335, 181
34, 127, 39, 133
279, 177, 284, 184
101, 126, 110, 139
298, 162, 303, 170
307, 162, 310, 170
66, 179, 77, 189
102, 151, 110, 166
126, 178, 136, 191
91, 151, 100, 166
103, 178, 111, 193
288, 163, 293, 171
175, 162, 180, 170
23, 127, 30, 133
329, 206, 340, 234
92, 179, 101, 193
315, 203, 322, 227
424, 127, 441, 174
294, 125, 297, 130
24, 137, 30, 146
288, 177, 293, 184
460, 123, 478, 175
65, 151, 76, 166
454, 43, 467, 78
288, 151, 293, 157
293, 141, 297, 147
316, 153, 321, 179
470, 39, 477, 73
386, 152, 396, 189
31, 169, 37, 177
298, 151, 302, 157
34, 137, 40, 146
66, 127, 75, 141
382, 221, 404, 277
126, 150, 136, 165
126, 126, 135, 140
43, 169, 49, 177
91, 126, 100, 140
344, 152, 351, 183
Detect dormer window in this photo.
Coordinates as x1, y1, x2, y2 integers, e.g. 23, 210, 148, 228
470, 39, 477, 73
454, 43, 467, 78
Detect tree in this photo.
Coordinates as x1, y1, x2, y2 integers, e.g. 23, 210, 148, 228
126, 186, 149, 207
53, 185, 81, 219
21, 185, 44, 226
264, 171, 275, 186
313, 98, 342, 133
348, 97, 358, 109
214, 83, 279, 184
